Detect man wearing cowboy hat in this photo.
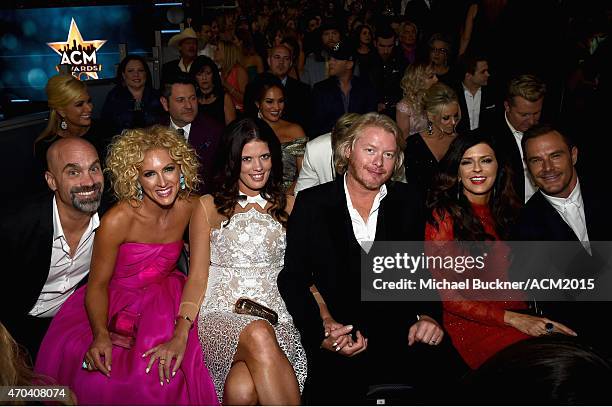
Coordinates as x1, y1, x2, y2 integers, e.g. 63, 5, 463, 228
162, 27, 199, 84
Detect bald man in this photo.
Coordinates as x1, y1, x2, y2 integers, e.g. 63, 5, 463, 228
1, 138, 104, 359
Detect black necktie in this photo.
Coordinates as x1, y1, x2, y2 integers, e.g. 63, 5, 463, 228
176, 128, 185, 138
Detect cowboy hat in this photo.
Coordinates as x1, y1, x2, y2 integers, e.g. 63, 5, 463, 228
169, 28, 198, 48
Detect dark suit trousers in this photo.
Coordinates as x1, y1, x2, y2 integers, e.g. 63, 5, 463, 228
302, 330, 467, 405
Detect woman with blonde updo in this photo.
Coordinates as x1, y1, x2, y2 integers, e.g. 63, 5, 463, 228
404, 82, 461, 198
35, 75, 104, 168
396, 62, 439, 138
35, 126, 218, 406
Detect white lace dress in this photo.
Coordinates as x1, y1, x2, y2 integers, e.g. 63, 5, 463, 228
197, 208, 307, 402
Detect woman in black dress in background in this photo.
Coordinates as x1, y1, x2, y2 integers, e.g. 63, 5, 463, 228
404, 82, 461, 200
191, 55, 236, 126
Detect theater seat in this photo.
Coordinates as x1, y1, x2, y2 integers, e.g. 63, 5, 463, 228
366, 383, 416, 405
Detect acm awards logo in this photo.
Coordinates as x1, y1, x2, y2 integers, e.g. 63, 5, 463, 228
47, 18, 107, 80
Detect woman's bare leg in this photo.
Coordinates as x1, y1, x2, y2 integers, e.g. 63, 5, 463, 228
223, 361, 258, 405
229, 320, 300, 405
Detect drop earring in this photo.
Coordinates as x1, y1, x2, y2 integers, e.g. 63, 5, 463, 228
257, 110, 263, 119
60, 117, 68, 130
427, 120, 433, 135
456, 179, 462, 200
136, 184, 143, 200
179, 174, 186, 190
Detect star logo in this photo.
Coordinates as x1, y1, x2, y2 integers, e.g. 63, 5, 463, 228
47, 18, 107, 80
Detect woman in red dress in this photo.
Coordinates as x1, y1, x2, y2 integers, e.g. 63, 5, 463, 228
425, 130, 576, 369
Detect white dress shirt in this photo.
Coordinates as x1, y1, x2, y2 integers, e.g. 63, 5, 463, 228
505, 113, 538, 202
29, 197, 99, 317
542, 180, 591, 253
170, 119, 191, 142
463, 85, 482, 130
344, 174, 388, 252
178, 58, 193, 73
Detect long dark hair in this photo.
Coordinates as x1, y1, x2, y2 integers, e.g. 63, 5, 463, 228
190, 55, 224, 99
427, 129, 520, 240
212, 118, 288, 226
244, 73, 284, 118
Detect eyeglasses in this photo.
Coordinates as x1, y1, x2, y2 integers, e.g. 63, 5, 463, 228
430, 47, 448, 54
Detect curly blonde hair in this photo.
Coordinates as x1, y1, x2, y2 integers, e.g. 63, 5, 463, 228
335, 112, 405, 179
105, 125, 200, 203
400, 62, 434, 115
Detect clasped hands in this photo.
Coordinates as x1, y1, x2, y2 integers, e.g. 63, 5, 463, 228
320, 315, 444, 357
84, 331, 188, 386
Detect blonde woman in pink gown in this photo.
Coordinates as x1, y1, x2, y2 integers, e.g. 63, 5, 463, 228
35, 126, 218, 405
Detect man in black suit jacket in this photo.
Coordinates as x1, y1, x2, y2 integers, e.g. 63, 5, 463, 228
311, 41, 377, 138
485, 74, 546, 204
455, 54, 497, 135
161, 28, 198, 85
1, 138, 104, 359
244, 45, 313, 136
513, 124, 611, 356
160, 74, 223, 194
279, 113, 463, 404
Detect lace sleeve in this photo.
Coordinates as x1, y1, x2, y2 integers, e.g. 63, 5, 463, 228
425, 210, 506, 327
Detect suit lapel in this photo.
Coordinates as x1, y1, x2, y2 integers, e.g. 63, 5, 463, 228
374, 193, 388, 242
329, 177, 358, 250
578, 179, 604, 240
30, 195, 55, 310
534, 192, 578, 241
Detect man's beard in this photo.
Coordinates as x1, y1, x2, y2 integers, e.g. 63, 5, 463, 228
70, 183, 103, 213
348, 163, 390, 191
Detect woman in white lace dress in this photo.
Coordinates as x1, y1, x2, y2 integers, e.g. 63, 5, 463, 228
183, 118, 307, 405
396, 62, 439, 139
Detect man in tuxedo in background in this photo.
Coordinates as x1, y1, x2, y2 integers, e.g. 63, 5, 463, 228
455, 54, 496, 135
245, 45, 313, 136
279, 113, 463, 404
486, 74, 546, 204
267, 45, 312, 134
513, 123, 610, 357
1, 138, 103, 359
160, 74, 223, 194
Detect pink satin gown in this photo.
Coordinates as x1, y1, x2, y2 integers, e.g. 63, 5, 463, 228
35, 241, 219, 406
